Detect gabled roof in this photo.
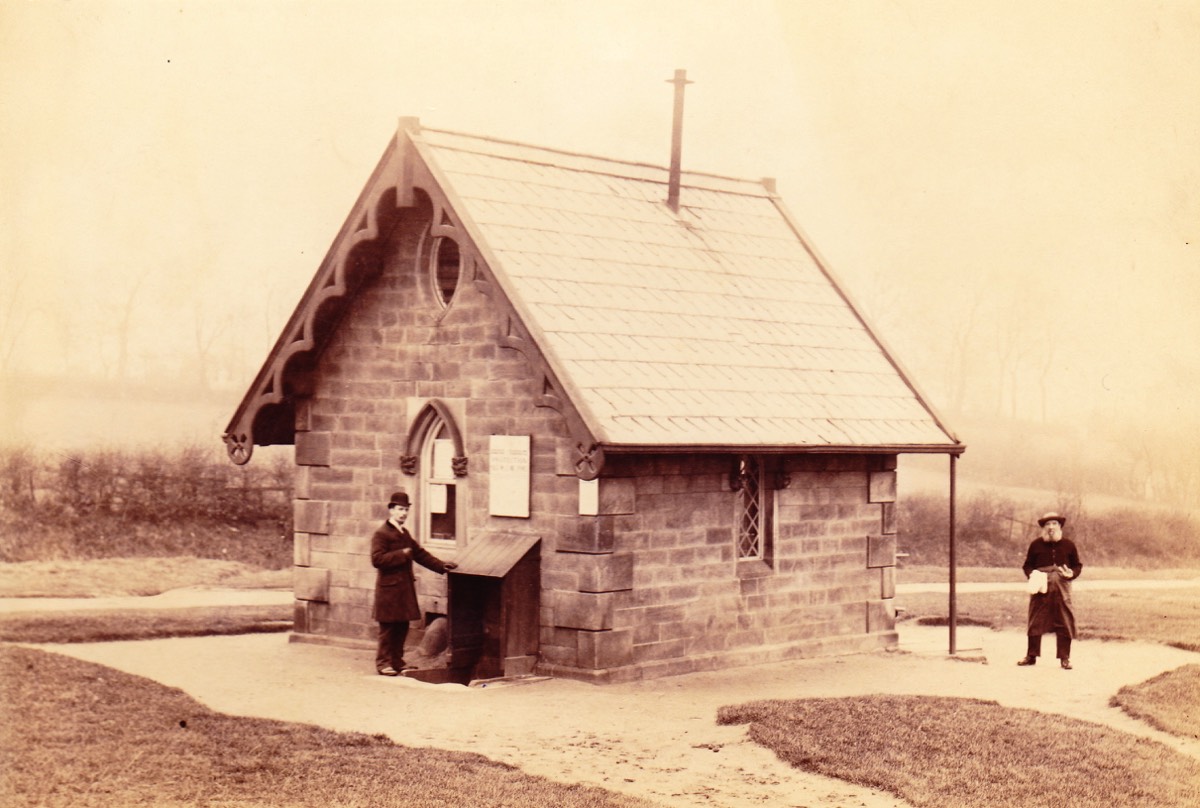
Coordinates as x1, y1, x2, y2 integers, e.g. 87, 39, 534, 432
224, 120, 961, 468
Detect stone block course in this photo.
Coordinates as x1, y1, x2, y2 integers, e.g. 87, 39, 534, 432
881, 567, 896, 599
634, 637, 688, 663
294, 500, 329, 534
294, 533, 312, 567
866, 599, 895, 633
556, 551, 634, 593
295, 431, 332, 467
578, 629, 633, 669
549, 590, 614, 630
558, 515, 616, 553
868, 534, 897, 568
295, 567, 331, 602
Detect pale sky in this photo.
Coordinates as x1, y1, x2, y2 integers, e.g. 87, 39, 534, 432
3, 0, 1198, 439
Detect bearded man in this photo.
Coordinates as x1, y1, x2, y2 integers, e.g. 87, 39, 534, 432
1018, 512, 1083, 670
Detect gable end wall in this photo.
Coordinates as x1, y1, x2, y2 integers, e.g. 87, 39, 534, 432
289, 202, 582, 647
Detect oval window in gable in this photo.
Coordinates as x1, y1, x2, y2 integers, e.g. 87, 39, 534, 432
431, 237, 461, 308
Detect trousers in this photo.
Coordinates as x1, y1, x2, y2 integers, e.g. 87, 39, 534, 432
1027, 631, 1072, 660
376, 621, 410, 671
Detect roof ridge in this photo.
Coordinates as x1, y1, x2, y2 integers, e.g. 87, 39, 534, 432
419, 125, 768, 190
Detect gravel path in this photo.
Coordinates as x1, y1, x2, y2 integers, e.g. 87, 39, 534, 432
42, 622, 1200, 808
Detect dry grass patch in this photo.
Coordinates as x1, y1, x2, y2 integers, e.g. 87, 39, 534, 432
0, 557, 291, 598
899, 586, 1200, 650
0, 645, 655, 808
718, 695, 1200, 808
0, 605, 291, 644
1112, 664, 1200, 741
899, 565, 1200, 585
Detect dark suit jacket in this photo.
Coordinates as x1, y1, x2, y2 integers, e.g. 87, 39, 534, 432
370, 521, 449, 623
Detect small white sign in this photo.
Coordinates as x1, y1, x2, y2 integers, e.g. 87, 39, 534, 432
489, 435, 531, 518
578, 478, 599, 516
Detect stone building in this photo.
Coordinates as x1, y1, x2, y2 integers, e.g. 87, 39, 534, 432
224, 117, 963, 683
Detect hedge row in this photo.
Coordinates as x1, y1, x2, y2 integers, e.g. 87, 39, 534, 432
1, 445, 291, 525
0, 446, 294, 566
898, 491, 1200, 568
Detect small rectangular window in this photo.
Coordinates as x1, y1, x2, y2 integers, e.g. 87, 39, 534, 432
734, 456, 774, 565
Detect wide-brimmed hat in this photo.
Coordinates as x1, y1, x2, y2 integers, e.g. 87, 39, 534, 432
387, 490, 410, 508
1037, 511, 1066, 527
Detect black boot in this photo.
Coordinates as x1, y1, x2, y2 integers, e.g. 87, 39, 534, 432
1017, 656, 1036, 666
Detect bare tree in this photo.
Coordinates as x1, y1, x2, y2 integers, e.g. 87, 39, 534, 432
112, 270, 151, 382
190, 302, 231, 391
0, 269, 31, 375
944, 291, 985, 414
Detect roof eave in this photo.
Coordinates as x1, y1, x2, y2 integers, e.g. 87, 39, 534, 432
597, 442, 967, 457
767, 194, 962, 447
222, 123, 417, 464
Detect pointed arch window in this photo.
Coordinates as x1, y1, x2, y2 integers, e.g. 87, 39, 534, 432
420, 416, 458, 546
402, 401, 468, 550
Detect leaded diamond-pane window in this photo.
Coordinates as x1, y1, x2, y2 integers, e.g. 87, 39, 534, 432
736, 457, 764, 560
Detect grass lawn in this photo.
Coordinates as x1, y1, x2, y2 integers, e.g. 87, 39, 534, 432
0, 605, 291, 643
718, 695, 1200, 808
896, 580, 1200, 753
1111, 664, 1200, 741
0, 645, 655, 808
0, 557, 291, 598
4, 559, 1199, 806
899, 565, 1200, 585
897, 586, 1200, 651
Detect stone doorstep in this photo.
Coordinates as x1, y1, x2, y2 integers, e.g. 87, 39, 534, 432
398, 668, 552, 688
466, 674, 553, 689
401, 666, 472, 685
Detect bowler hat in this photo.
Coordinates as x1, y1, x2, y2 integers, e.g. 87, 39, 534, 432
388, 490, 410, 508
1037, 511, 1066, 527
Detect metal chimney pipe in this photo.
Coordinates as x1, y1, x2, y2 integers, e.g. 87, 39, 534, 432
666, 69, 692, 212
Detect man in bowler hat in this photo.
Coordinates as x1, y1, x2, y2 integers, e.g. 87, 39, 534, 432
370, 490, 456, 675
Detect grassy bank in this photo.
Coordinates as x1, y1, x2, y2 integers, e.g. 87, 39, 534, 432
897, 586, 1200, 651
898, 564, 1200, 584
0, 557, 291, 598
718, 695, 1200, 808
1112, 665, 1200, 741
4, 560, 1200, 806
0, 606, 291, 644
0, 645, 654, 808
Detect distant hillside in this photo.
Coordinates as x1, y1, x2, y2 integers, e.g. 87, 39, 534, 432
1, 372, 238, 452
900, 412, 1198, 517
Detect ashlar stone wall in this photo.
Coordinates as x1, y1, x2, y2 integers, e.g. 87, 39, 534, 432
540, 453, 899, 682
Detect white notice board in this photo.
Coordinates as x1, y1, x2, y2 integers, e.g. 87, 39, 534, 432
488, 435, 530, 517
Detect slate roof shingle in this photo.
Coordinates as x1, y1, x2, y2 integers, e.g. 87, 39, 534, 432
416, 127, 957, 450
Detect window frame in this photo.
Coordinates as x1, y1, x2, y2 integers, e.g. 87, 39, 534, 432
418, 415, 459, 552
733, 455, 776, 571
417, 221, 463, 313
430, 235, 462, 309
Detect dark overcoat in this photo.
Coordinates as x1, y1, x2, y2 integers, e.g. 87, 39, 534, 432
1022, 537, 1083, 638
370, 521, 450, 623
